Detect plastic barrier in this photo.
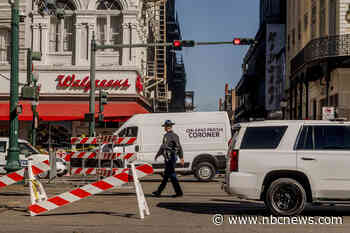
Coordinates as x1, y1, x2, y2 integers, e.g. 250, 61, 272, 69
28, 163, 153, 217
0, 159, 50, 188
27, 135, 153, 219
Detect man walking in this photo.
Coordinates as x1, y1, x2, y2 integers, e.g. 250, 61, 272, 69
152, 120, 184, 198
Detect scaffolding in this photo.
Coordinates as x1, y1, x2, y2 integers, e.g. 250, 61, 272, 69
142, 0, 169, 113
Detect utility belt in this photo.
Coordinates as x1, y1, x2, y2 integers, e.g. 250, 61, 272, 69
163, 148, 177, 162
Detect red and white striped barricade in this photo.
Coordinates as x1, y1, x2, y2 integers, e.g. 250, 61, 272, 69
28, 163, 153, 219
68, 136, 137, 177
0, 158, 50, 189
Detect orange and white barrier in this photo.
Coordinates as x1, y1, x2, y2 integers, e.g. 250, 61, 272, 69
0, 159, 50, 188
63, 152, 136, 162
70, 136, 136, 145
28, 163, 153, 218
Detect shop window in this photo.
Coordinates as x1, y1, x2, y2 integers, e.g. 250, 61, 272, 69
0, 29, 10, 64
96, 0, 122, 52
49, 0, 76, 53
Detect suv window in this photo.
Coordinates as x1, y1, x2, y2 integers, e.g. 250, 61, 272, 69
297, 125, 350, 150
296, 126, 313, 150
0, 141, 6, 153
240, 126, 287, 149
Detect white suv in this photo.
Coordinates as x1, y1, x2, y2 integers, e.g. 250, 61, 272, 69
223, 120, 350, 216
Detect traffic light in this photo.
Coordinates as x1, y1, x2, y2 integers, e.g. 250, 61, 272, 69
172, 40, 196, 49
100, 91, 108, 105
99, 90, 108, 114
233, 38, 256, 45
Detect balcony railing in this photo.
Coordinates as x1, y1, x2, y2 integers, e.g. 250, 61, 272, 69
291, 34, 350, 75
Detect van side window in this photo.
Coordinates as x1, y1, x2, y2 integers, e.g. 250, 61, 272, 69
296, 126, 313, 150
240, 126, 287, 149
0, 141, 6, 152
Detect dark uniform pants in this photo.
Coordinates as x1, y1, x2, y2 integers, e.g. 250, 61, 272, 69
156, 156, 183, 195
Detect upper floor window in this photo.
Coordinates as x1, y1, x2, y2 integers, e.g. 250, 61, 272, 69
319, 0, 326, 36
311, 2, 317, 39
96, 0, 123, 52
49, 0, 76, 53
0, 29, 10, 63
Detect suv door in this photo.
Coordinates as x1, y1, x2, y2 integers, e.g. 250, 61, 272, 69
296, 125, 350, 200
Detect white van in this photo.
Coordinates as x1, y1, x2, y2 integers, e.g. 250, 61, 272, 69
113, 112, 231, 181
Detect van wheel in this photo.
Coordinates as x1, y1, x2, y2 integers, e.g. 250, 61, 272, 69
265, 178, 306, 216
194, 162, 215, 182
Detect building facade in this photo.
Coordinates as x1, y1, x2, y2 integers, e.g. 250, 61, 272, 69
165, 0, 187, 112
235, 0, 286, 122
0, 0, 170, 148
286, 0, 350, 120
219, 84, 236, 124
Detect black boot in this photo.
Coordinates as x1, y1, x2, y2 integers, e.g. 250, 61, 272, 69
152, 191, 161, 197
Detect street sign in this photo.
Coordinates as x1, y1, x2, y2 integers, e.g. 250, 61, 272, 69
322, 107, 335, 120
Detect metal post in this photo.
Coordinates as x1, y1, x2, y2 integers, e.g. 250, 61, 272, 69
89, 32, 96, 137
129, 23, 132, 61
27, 48, 32, 85
6, 0, 21, 172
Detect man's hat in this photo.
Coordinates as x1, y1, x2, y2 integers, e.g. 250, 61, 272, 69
162, 120, 175, 127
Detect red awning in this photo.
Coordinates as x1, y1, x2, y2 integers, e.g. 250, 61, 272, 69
0, 101, 149, 121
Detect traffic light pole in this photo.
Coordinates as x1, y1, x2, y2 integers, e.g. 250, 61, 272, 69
6, 0, 21, 172
95, 41, 235, 49
87, 38, 253, 136
89, 33, 96, 137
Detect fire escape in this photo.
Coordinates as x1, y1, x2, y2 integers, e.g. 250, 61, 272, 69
143, 0, 169, 112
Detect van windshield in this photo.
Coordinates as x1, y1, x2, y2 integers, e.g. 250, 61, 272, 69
118, 126, 138, 137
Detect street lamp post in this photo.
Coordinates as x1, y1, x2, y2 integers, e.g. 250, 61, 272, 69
6, 0, 21, 172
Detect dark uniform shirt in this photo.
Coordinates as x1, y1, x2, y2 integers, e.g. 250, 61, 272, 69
155, 131, 183, 160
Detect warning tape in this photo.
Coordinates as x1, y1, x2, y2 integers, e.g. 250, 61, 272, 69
70, 136, 136, 145
28, 163, 154, 216
63, 152, 136, 162
0, 159, 50, 188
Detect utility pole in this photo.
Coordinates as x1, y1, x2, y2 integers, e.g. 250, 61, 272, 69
88, 33, 96, 137
6, 0, 21, 172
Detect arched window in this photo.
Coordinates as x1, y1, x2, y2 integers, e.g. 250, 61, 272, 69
96, 0, 122, 51
49, 0, 76, 53
0, 28, 10, 63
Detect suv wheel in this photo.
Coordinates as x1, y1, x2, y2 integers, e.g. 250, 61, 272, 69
265, 178, 306, 216
194, 162, 215, 182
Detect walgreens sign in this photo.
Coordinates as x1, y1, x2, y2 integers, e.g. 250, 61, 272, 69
56, 74, 131, 92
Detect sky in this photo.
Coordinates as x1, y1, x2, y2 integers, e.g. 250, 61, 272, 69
175, 0, 260, 111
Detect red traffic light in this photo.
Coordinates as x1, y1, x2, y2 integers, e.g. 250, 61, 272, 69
233, 38, 241, 45
173, 40, 181, 47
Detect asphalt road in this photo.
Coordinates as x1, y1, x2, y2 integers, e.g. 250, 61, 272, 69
0, 175, 349, 233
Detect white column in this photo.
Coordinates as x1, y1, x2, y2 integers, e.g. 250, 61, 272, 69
121, 20, 138, 66
40, 23, 49, 65
73, 23, 83, 65
31, 23, 40, 52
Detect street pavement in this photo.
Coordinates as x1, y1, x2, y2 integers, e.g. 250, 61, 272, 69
0, 175, 349, 233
